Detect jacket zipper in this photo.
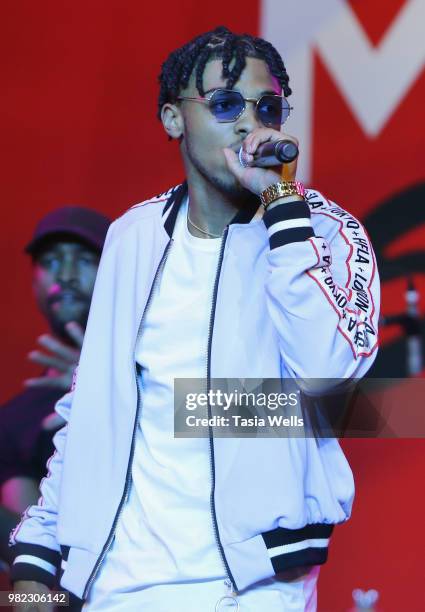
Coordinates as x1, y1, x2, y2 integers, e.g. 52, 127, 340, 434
83, 239, 173, 600
206, 226, 237, 592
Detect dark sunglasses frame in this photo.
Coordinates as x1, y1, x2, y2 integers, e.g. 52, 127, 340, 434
177, 88, 293, 127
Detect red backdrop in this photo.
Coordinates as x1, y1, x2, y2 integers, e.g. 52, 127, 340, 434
1, 1, 424, 609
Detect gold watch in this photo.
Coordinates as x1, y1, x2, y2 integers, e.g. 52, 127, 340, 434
260, 180, 306, 209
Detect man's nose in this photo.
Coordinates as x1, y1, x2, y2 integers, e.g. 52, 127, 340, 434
57, 258, 79, 284
234, 101, 261, 137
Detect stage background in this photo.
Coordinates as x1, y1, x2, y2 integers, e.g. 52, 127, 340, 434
1, 1, 424, 609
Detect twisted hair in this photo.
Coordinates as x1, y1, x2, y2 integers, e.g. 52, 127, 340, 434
157, 26, 292, 119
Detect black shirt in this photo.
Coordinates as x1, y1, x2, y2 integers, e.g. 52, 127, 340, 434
0, 387, 64, 487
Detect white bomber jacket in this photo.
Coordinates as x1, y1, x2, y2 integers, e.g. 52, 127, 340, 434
9, 183, 379, 602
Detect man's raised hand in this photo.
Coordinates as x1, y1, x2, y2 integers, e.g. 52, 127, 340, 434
25, 322, 84, 392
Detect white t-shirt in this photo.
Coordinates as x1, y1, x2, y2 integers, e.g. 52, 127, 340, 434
85, 197, 226, 604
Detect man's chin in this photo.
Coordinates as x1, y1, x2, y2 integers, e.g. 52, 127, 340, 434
211, 175, 258, 208
48, 311, 87, 343
50, 304, 87, 321
185, 146, 259, 208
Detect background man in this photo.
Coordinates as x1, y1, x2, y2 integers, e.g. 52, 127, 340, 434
10, 27, 379, 611
0, 207, 110, 563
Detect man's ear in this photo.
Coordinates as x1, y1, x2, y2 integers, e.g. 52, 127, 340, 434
161, 103, 184, 140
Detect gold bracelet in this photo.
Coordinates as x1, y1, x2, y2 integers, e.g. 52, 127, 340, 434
260, 180, 306, 209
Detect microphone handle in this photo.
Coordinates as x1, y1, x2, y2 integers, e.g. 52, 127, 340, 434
239, 140, 299, 168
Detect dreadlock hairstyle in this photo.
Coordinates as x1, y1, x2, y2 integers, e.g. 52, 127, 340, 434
157, 25, 292, 120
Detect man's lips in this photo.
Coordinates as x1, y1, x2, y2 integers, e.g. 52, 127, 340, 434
48, 291, 86, 305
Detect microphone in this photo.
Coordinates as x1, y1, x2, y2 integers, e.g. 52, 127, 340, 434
239, 140, 299, 168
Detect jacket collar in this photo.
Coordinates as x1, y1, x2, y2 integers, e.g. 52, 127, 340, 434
162, 181, 261, 238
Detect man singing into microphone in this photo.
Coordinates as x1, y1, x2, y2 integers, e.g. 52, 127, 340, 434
10, 26, 379, 611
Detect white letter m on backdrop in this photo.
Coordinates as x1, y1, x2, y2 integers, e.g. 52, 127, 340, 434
261, 0, 425, 180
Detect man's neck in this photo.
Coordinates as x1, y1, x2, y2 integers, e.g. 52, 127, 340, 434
185, 173, 240, 239
185, 158, 245, 238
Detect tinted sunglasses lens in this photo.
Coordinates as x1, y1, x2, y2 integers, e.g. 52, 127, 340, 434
281, 98, 291, 124
257, 96, 290, 126
209, 90, 244, 121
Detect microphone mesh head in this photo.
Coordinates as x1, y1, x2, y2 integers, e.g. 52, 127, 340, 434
238, 147, 250, 168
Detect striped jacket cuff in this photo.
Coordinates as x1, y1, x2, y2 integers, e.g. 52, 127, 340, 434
10, 543, 60, 588
262, 523, 334, 573
263, 199, 315, 249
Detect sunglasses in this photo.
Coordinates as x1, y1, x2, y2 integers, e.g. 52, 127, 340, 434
177, 89, 293, 127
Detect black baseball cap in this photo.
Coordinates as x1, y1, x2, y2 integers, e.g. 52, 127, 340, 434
25, 206, 111, 256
